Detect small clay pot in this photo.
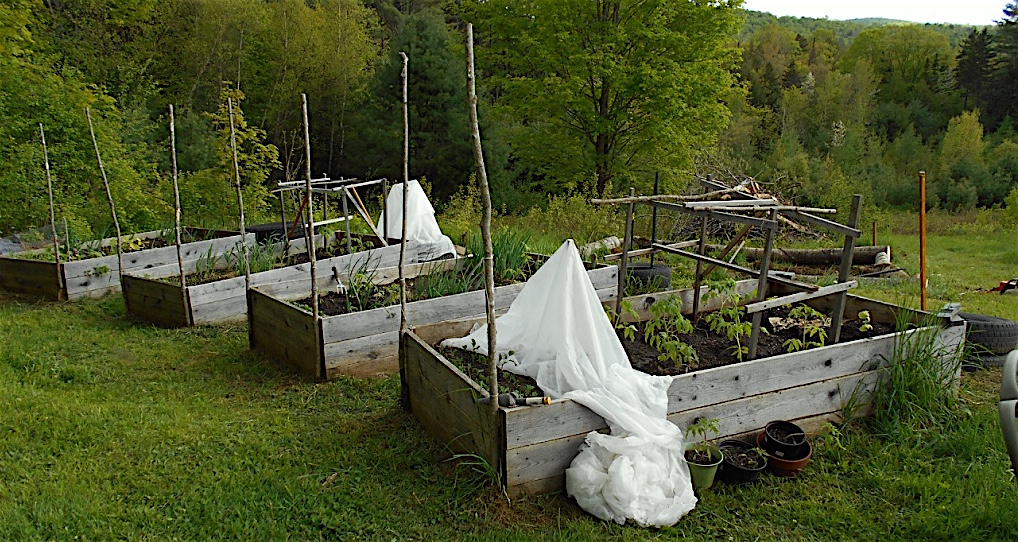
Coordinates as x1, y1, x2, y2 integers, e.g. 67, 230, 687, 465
762, 420, 807, 459
716, 439, 767, 485
756, 430, 812, 477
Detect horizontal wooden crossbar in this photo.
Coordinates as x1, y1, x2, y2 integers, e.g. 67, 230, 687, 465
652, 243, 817, 291
783, 210, 860, 238
601, 240, 699, 261
648, 201, 778, 230
744, 281, 858, 314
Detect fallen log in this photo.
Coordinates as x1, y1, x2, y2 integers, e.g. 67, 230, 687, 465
709, 245, 891, 266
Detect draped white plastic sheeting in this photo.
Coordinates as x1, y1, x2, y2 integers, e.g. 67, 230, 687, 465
377, 180, 457, 259
442, 240, 697, 527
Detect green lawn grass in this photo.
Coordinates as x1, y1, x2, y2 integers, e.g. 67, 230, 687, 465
2, 220, 1017, 540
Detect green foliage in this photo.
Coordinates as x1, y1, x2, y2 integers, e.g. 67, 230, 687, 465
703, 277, 753, 361
644, 296, 698, 369
684, 417, 720, 456
466, 0, 743, 194
782, 304, 829, 353
870, 312, 963, 436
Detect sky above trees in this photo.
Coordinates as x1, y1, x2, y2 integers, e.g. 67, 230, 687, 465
744, 0, 1008, 26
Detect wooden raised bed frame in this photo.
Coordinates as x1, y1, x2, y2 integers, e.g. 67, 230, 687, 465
0, 228, 250, 300
121, 233, 446, 328
401, 282, 966, 497
249, 263, 618, 379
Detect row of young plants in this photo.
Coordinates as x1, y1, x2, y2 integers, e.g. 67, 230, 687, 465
12, 226, 221, 263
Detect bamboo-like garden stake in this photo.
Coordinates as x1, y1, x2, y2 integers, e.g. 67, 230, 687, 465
39, 124, 63, 300
227, 98, 252, 290
169, 105, 191, 326
918, 170, 928, 311
300, 94, 319, 320
86, 107, 124, 283
467, 24, 499, 414
398, 51, 410, 336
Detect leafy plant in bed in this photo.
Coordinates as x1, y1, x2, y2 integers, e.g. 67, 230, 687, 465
16, 227, 218, 263
298, 229, 534, 316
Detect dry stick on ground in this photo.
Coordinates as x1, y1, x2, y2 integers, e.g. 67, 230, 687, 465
300, 94, 319, 320
398, 51, 411, 408
168, 105, 192, 326
466, 24, 498, 414
227, 98, 252, 290
38, 124, 63, 300
85, 108, 124, 283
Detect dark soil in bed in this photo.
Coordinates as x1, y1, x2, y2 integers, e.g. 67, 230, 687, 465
437, 305, 895, 398
621, 305, 894, 376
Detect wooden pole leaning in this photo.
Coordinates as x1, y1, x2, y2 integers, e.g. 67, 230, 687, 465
169, 105, 192, 326
827, 194, 863, 345
690, 216, 708, 322
398, 52, 411, 409
39, 124, 64, 300
467, 24, 499, 415
615, 187, 636, 325
300, 94, 319, 321
227, 98, 252, 291
86, 108, 124, 284
747, 209, 778, 360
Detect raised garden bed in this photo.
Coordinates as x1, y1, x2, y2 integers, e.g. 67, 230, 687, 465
0, 228, 250, 300
121, 233, 450, 328
401, 281, 966, 497
248, 261, 618, 379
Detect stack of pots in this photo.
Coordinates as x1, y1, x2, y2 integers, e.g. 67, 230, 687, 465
756, 420, 812, 477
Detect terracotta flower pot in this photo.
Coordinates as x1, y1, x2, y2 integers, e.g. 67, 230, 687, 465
756, 430, 811, 477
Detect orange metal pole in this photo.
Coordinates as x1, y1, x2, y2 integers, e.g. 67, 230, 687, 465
919, 171, 927, 311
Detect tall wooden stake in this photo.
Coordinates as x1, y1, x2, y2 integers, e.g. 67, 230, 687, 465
86, 108, 124, 284
919, 171, 928, 311
227, 98, 252, 290
301, 94, 320, 322
169, 105, 191, 326
827, 194, 863, 345
615, 187, 635, 325
747, 209, 778, 360
39, 124, 64, 300
397, 52, 412, 409
467, 24, 499, 414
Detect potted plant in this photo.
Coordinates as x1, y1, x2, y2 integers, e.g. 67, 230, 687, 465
716, 439, 768, 485
684, 417, 723, 490
761, 420, 807, 459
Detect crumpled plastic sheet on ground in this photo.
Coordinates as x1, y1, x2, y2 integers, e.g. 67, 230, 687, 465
377, 180, 456, 260
442, 240, 696, 526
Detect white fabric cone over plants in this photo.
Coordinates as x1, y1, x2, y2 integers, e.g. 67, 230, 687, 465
442, 240, 696, 526
377, 179, 457, 259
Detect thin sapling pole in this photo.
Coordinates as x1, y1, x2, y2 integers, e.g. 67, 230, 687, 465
227, 98, 252, 290
39, 124, 63, 299
169, 105, 191, 326
399, 51, 410, 335
467, 24, 499, 414
300, 94, 319, 320
398, 51, 411, 409
919, 171, 928, 311
86, 107, 124, 284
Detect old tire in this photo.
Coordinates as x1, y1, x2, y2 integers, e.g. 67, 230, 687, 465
626, 263, 671, 291
959, 312, 1018, 357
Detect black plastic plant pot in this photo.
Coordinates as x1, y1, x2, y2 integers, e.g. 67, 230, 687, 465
717, 439, 767, 485
762, 420, 808, 459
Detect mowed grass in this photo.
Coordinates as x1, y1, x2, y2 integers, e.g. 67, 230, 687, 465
2, 220, 1017, 540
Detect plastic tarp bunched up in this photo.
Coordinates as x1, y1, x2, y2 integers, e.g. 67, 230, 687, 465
377, 180, 457, 259
443, 240, 696, 526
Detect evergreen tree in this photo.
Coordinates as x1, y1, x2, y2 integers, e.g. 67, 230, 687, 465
988, 3, 1018, 128
955, 29, 994, 111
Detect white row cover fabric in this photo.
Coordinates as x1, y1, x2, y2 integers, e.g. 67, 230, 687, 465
377, 180, 456, 259
442, 240, 696, 526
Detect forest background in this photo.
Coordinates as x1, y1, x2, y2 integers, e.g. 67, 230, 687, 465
2, 0, 1018, 239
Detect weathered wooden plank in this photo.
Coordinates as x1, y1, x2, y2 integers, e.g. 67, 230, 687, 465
404, 334, 500, 468
323, 332, 400, 377
320, 266, 617, 344
507, 475, 565, 498
248, 288, 322, 379
121, 275, 190, 328
504, 372, 877, 487
613, 278, 759, 323
744, 281, 857, 314
0, 258, 63, 299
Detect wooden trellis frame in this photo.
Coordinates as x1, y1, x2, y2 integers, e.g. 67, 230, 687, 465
593, 176, 863, 360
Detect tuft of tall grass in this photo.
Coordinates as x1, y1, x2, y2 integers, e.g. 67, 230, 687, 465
870, 309, 964, 436
465, 228, 532, 282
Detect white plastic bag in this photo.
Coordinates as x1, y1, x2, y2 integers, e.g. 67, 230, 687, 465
377, 180, 456, 259
443, 240, 696, 526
